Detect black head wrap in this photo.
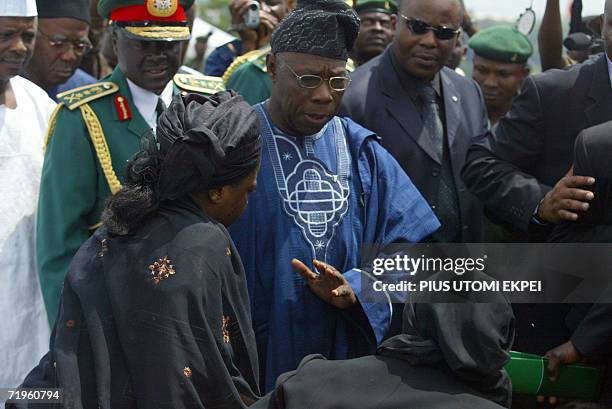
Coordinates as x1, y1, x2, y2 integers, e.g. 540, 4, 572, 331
130, 91, 261, 201
271, 0, 360, 60
377, 271, 515, 407
36, 0, 91, 23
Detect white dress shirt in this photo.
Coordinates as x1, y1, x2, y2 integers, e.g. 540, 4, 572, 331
126, 78, 174, 130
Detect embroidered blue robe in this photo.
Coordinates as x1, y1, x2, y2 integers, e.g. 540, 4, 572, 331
229, 104, 440, 391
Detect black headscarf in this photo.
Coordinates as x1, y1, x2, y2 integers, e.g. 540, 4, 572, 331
130, 91, 261, 201
377, 272, 515, 407
270, 0, 360, 60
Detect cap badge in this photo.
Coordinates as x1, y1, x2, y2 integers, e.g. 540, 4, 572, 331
511, 54, 518, 62
147, 0, 178, 18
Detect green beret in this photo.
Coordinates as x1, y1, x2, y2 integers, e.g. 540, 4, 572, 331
354, 0, 397, 15
468, 25, 533, 64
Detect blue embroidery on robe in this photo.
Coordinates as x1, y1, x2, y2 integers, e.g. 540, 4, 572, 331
257, 105, 351, 262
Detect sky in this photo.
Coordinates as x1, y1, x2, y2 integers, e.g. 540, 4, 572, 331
464, 0, 603, 21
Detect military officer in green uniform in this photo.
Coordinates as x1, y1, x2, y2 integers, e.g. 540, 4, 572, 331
468, 25, 533, 126
467, 26, 532, 243
37, 0, 225, 325
351, 0, 397, 66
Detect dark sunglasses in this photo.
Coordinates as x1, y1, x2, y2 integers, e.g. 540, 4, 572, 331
399, 14, 460, 40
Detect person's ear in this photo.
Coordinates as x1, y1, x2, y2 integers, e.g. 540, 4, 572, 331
267, 53, 277, 82
390, 14, 398, 31
285, 0, 296, 12
208, 187, 224, 204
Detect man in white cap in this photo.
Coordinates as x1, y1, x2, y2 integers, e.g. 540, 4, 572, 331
0, 0, 55, 397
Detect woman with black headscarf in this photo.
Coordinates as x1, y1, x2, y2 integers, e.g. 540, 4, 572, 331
13, 91, 262, 409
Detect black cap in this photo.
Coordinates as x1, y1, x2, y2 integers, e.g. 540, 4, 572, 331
271, 0, 360, 61
36, 0, 91, 24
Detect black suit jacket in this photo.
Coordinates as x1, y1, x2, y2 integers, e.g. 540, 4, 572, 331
549, 121, 612, 361
462, 55, 612, 234
340, 47, 488, 242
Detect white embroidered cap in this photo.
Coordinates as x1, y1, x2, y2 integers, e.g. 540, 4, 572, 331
0, 0, 37, 17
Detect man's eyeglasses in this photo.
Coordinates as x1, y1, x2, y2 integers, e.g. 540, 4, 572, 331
283, 63, 351, 92
399, 15, 460, 40
38, 29, 93, 55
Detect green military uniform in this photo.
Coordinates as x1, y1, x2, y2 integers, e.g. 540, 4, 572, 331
38, 67, 224, 324
224, 45, 356, 106
225, 46, 271, 105
467, 26, 533, 243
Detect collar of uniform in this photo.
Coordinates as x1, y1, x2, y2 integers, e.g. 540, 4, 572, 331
126, 78, 174, 129
388, 48, 441, 102
606, 53, 612, 88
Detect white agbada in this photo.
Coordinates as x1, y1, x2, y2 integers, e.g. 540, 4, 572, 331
0, 76, 55, 390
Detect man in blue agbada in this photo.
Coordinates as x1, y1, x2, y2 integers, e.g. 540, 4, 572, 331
229, 0, 440, 391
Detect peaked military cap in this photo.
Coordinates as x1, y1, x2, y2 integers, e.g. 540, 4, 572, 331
354, 0, 397, 15
98, 0, 194, 41
37, 0, 91, 23
468, 25, 533, 64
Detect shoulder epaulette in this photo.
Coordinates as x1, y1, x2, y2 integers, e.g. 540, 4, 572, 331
222, 45, 271, 84
56, 82, 118, 110
346, 58, 356, 73
173, 73, 225, 95
250, 51, 268, 72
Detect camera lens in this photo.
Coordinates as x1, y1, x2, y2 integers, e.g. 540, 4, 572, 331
249, 4, 258, 10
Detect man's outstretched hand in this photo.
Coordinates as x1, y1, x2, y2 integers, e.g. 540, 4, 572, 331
292, 259, 357, 310
538, 168, 595, 224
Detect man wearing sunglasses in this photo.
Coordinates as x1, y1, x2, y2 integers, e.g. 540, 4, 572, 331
341, 0, 488, 245
229, 0, 439, 393
23, 0, 96, 101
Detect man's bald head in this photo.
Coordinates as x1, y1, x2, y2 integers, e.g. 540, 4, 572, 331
399, 0, 464, 25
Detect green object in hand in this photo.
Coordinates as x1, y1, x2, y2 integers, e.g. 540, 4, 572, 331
506, 351, 603, 400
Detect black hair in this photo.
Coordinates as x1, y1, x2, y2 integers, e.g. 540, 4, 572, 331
101, 134, 162, 236
101, 132, 258, 236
